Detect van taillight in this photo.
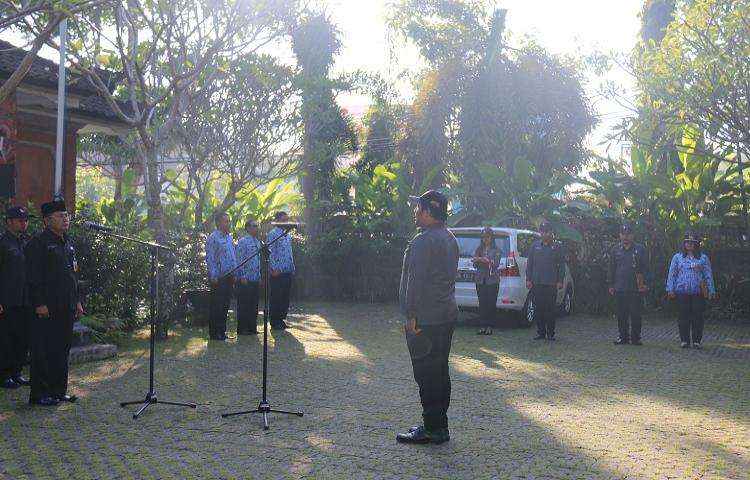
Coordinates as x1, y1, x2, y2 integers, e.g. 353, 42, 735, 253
500, 252, 520, 277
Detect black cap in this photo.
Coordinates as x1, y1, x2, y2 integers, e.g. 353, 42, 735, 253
5, 206, 34, 219
683, 233, 700, 244
409, 190, 448, 221
620, 222, 635, 233
40, 201, 67, 217
539, 220, 553, 232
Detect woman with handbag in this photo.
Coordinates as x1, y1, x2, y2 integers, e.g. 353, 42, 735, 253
666, 233, 716, 349
471, 227, 502, 335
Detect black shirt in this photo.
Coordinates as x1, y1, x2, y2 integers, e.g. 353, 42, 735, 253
526, 239, 565, 286
0, 230, 29, 307
607, 243, 649, 292
25, 229, 79, 313
399, 223, 459, 326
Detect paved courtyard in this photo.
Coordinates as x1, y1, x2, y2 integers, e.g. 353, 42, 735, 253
1, 302, 749, 479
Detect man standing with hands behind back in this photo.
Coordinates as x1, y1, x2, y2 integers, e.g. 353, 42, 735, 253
397, 190, 458, 445
206, 212, 237, 341
25, 201, 83, 406
235, 219, 262, 335
526, 220, 565, 341
268, 211, 295, 330
608, 222, 649, 346
0, 206, 34, 389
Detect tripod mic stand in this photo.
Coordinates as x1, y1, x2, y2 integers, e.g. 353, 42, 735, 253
91, 230, 197, 419
221, 226, 303, 430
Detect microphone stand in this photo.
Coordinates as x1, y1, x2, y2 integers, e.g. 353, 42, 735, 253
90, 228, 197, 418
221, 225, 303, 430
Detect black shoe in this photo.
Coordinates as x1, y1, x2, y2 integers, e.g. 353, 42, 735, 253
547, 336, 556, 341
631, 340, 643, 346
11, 375, 30, 386
396, 425, 431, 444
280, 321, 291, 329
430, 428, 450, 444
57, 394, 77, 402
237, 331, 259, 335
613, 339, 630, 345
533, 335, 546, 340
32, 397, 60, 406
1, 378, 19, 389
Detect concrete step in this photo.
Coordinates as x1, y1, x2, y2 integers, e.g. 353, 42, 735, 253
69, 344, 117, 364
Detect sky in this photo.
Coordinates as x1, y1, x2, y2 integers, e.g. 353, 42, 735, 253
319, 0, 645, 156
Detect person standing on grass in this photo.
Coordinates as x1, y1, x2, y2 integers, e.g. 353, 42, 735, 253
206, 212, 237, 341
666, 233, 716, 349
235, 219, 262, 335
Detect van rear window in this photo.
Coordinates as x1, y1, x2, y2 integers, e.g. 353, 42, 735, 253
454, 234, 510, 258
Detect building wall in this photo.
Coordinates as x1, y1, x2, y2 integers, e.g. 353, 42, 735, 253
14, 123, 77, 212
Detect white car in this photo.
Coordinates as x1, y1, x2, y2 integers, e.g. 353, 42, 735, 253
450, 227, 575, 327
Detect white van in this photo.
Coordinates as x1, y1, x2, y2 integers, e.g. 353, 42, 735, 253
450, 227, 575, 327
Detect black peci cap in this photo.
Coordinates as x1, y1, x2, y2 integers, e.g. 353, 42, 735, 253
40, 201, 67, 217
620, 222, 635, 233
5, 206, 34, 219
409, 190, 449, 221
539, 220, 553, 232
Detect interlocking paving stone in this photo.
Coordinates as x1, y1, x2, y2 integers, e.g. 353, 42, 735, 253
1, 303, 748, 479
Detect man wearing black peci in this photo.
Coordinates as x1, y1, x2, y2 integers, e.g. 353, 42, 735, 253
235, 219, 262, 335
526, 220, 565, 341
268, 211, 295, 330
397, 190, 459, 445
608, 222, 649, 346
25, 201, 83, 406
205, 212, 237, 341
0, 206, 34, 390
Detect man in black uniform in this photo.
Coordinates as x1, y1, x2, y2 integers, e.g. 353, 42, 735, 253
608, 223, 649, 345
0, 206, 34, 389
25, 201, 83, 406
526, 220, 565, 341
396, 190, 459, 445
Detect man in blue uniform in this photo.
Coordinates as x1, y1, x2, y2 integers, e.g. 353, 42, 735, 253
396, 190, 459, 445
525, 221, 565, 341
268, 211, 295, 330
0, 206, 34, 389
25, 201, 83, 406
235, 219, 262, 335
206, 212, 237, 341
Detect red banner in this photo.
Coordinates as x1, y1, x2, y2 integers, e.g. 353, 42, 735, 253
0, 93, 17, 165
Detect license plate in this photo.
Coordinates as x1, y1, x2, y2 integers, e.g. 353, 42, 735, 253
457, 271, 475, 282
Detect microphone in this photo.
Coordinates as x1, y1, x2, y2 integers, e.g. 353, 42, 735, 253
271, 222, 304, 230
83, 221, 114, 232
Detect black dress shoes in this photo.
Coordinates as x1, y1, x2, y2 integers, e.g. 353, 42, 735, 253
1, 378, 19, 389
31, 397, 60, 406
58, 394, 77, 402
533, 335, 546, 340
12, 375, 30, 386
631, 340, 643, 346
237, 331, 259, 335
613, 339, 630, 345
396, 426, 450, 444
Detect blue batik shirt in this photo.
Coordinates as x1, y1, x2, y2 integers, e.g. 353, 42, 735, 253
205, 230, 237, 281
666, 253, 716, 295
236, 234, 262, 282
268, 227, 295, 274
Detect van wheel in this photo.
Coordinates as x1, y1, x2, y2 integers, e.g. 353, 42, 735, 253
559, 287, 573, 317
519, 296, 535, 328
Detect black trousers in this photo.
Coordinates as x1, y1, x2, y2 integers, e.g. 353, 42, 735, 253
615, 291, 643, 342
533, 284, 558, 337
406, 322, 455, 432
236, 281, 260, 333
676, 294, 706, 344
269, 273, 292, 326
0, 306, 30, 379
209, 277, 233, 338
475, 282, 499, 328
29, 310, 74, 402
